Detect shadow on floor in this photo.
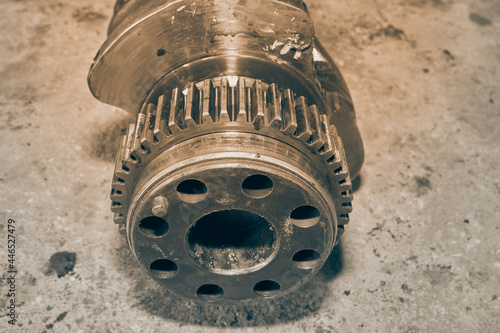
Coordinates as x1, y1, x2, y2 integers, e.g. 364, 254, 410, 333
352, 175, 362, 193
88, 113, 133, 162
116, 241, 344, 327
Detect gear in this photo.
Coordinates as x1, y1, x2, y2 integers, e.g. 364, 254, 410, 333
110, 77, 353, 235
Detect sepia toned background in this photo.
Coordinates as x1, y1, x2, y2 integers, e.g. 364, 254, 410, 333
0, 0, 499, 331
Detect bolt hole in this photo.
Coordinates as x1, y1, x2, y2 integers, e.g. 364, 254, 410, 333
290, 205, 320, 228
149, 259, 178, 278
242, 174, 273, 198
292, 249, 321, 269
196, 284, 224, 300
254, 280, 281, 297
177, 179, 208, 203
138, 216, 169, 237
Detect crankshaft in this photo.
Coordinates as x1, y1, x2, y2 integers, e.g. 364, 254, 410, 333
88, 0, 364, 303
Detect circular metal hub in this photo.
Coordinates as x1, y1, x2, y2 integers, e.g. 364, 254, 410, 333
111, 77, 353, 302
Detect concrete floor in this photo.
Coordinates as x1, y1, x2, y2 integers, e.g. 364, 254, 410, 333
1, 0, 499, 332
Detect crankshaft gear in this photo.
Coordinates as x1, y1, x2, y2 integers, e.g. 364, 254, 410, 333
88, 0, 364, 303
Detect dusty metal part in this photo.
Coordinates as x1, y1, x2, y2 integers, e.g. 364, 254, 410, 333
88, 0, 364, 303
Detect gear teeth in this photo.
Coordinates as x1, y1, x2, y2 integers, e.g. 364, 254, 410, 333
250, 80, 265, 129
338, 214, 350, 225
328, 124, 342, 158
333, 141, 353, 225
237, 78, 248, 122
340, 201, 353, 213
112, 163, 128, 188
333, 159, 350, 189
129, 112, 146, 161
337, 225, 345, 237
122, 158, 137, 172
282, 89, 297, 135
307, 105, 326, 151
228, 79, 238, 122
219, 78, 231, 122
124, 124, 135, 160
339, 189, 353, 203
111, 136, 127, 185
110, 187, 123, 201
111, 77, 354, 234
202, 79, 216, 124
168, 88, 186, 133
115, 134, 127, 168
123, 123, 141, 166
118, 223, 126, 235
265, 84, 282, 129
111, 169, 129, 219
111, 195, 129, 223
318, 115, 335, 160
140, 104, 157, 152
185, 82, 201, 127
111, 200, 124, 212
111, 177, 126, 192
110, 135, 130, 225
114, 213, 125, 225
212, 81, 222, 123
154, 94, 170, 142
294, 96, 312, 142
112, 179, 128, 192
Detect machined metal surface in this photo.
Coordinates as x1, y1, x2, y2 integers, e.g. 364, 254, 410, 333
88, 0, 364, 303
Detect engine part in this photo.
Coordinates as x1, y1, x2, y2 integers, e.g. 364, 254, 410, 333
88, 0, 364, 303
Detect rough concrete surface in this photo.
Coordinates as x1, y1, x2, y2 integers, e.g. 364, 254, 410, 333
0, 0, 499, 332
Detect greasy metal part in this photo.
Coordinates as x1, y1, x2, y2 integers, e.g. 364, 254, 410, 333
88, 0, 364, 303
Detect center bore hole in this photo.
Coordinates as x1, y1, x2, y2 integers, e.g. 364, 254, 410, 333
188, 210, 276, 273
